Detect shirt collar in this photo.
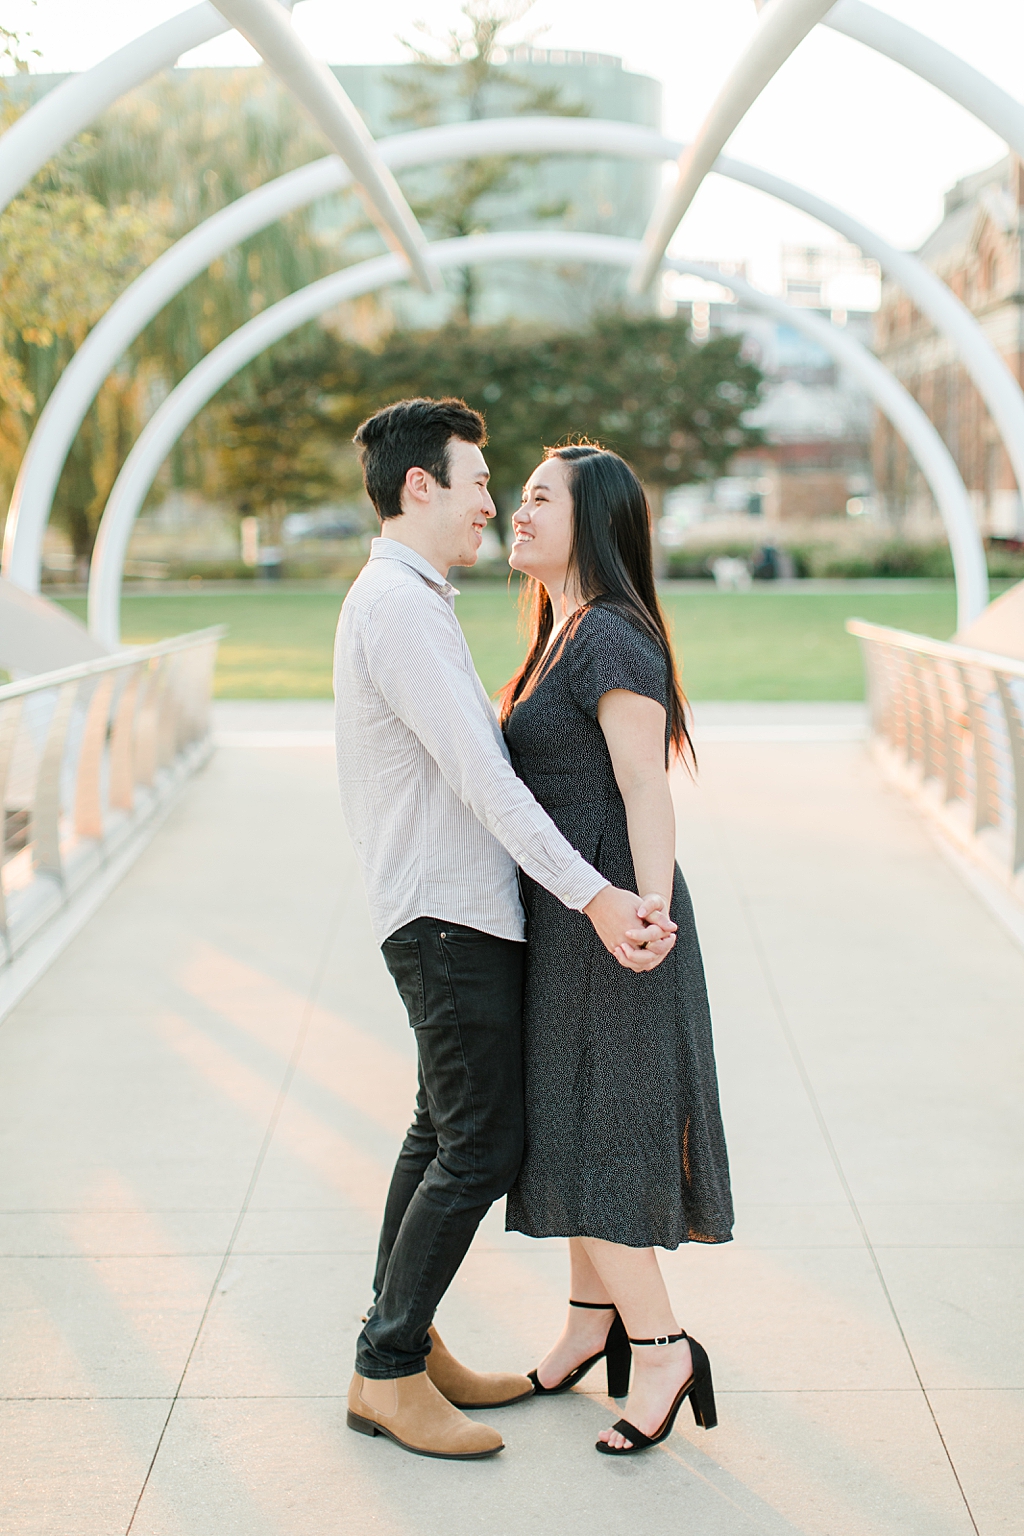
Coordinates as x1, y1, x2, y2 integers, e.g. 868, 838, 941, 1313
368, 536, 460, 599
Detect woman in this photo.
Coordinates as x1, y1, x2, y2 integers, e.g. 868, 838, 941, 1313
500, 443, 733, 1456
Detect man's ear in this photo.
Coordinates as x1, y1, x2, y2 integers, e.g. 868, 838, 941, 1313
402, 465, 433, 509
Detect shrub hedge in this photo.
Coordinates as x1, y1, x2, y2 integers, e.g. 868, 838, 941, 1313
664, 539, 1024, 581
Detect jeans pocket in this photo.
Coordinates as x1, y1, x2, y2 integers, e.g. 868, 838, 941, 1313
382, 938, 426, 1026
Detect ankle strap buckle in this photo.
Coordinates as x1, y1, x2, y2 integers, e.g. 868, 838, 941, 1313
653, 1335, 671, 1346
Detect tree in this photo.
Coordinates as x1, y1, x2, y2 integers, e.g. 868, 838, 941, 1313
0, 18, 165, 564
307, 313, 764, 543
0, 174, 165, 568
547, 313, 766, 520
208, 333, 357, 546
1, 65, 345, 569
389, 1, 586, 321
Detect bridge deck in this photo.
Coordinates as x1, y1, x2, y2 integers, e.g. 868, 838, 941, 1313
1, 703, 1020, 1536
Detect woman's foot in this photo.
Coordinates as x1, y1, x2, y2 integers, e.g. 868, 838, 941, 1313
596, 1337, 693, 1450
535, 1304, 616, 1390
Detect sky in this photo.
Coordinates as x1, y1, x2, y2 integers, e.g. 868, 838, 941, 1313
5, 0, 1024, 297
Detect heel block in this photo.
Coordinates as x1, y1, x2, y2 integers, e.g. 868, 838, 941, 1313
686, 1337, 718, 1430
347, 1409, 379, 1437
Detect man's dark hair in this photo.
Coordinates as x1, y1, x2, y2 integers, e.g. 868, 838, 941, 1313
353, 397, 487, 521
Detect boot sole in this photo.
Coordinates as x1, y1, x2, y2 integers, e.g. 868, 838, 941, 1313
346, 1409, 504, 1460
445, 1386, 535, 1409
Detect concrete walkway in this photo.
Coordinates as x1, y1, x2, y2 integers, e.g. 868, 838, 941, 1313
0, 703, 1020, 1536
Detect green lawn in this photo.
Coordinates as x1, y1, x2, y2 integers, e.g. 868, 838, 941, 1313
661, 588, 958, 700
57, 583, 959, 700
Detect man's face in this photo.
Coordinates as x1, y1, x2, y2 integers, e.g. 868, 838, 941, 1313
433, 438, 497, 567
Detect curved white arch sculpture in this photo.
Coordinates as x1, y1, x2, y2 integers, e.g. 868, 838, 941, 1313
210, 0, 437, 292
86, 230, 987, 647
750, 0, 1024, 156
1, 4, 1014, 634
822, 2, 1024, 158
6, 117, 1019, 604
637, 0, 1024, 287
0, 0, 434, 317
5, 0, 1023, 234
629, 0, 837, 292
0, 2, 305, 214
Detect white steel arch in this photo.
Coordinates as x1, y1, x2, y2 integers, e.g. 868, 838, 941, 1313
0, 0, 431, 289
636, 0, 1024, 287
209, 0, 437, 292
820, 1, 1024, 158
5, 1, 1023, 231
0, 2, 303, 214
2, 3, 1019, 635
629, 0, 837, 292
5, 116, 1020, 604
86, 231, 987, 648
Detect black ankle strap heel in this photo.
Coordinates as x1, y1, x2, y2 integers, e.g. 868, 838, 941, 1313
528, 1300, 632, 1399
595, 1332, 718, 1455
627, 1329, 688, 1346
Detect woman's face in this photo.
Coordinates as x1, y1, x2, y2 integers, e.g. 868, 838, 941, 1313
509, 455, 574, 588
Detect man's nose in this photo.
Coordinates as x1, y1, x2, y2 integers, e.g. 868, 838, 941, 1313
483, 490, 497, 518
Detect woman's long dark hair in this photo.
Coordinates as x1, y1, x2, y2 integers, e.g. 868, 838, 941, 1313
499, 443, 695, 767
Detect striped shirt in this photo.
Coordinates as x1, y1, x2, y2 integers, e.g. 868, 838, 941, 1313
333, 538, 608, 944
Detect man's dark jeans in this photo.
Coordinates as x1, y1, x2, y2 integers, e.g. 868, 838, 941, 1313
355, 916, 525, 1380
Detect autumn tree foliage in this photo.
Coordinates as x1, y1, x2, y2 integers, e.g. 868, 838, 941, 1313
213, 315, 763, 546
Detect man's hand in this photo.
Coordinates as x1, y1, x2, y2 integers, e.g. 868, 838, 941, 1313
583, 886, 677, 972
615, 892, 677, 971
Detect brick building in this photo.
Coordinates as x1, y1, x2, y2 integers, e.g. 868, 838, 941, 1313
873, 157, 1024, 539
672, 244, 878, 526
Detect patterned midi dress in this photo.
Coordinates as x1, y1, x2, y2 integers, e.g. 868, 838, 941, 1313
503, 604, 734, 1250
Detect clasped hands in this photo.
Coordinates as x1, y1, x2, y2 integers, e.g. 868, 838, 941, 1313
583, 885, 677, 972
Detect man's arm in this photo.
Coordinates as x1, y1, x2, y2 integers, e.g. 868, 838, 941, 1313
362, 585, 674, 962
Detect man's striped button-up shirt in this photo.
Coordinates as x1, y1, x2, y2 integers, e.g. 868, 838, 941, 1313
333, 537, 607, 944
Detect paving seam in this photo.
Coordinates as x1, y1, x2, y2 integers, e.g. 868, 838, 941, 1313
702, 774, 982, 1536
122, 890, 346, 1535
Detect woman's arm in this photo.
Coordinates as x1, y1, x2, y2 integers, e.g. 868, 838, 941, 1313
596, 688, 677, 967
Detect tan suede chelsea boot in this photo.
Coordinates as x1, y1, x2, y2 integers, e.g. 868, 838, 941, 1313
425, 1327, 534, 1408
347, 1370, 504, 1459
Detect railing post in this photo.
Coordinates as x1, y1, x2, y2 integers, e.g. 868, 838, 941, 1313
915, 654, 943, 785
994, 674, 1024, 873
73, 672, 116, 841
108, 665, 142, 812
903, 651, 931, 774
133, 658, 165, 789
931, 657, 963, 803
0, 697, 24, 955
156, 652, 182, 770
889, 646, 914, 762
958, 663, 999, 834
31, 682, 76, 882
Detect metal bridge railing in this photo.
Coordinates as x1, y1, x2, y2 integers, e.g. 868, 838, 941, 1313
0, 626, 224, 969
847, 618, 1024, 901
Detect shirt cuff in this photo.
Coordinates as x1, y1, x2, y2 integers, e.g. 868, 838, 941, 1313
551, 860, 609, 912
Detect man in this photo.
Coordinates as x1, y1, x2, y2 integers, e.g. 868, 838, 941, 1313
334, 397, 674, 1461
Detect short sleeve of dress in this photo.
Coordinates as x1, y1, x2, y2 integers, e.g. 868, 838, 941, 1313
566, 605, 669, 720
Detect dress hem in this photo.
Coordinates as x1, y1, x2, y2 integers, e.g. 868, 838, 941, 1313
503, 1222, 734, 1251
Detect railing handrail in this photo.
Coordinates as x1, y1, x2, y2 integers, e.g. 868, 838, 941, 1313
0, 625, 227, 703
845, 618, 1024, 679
